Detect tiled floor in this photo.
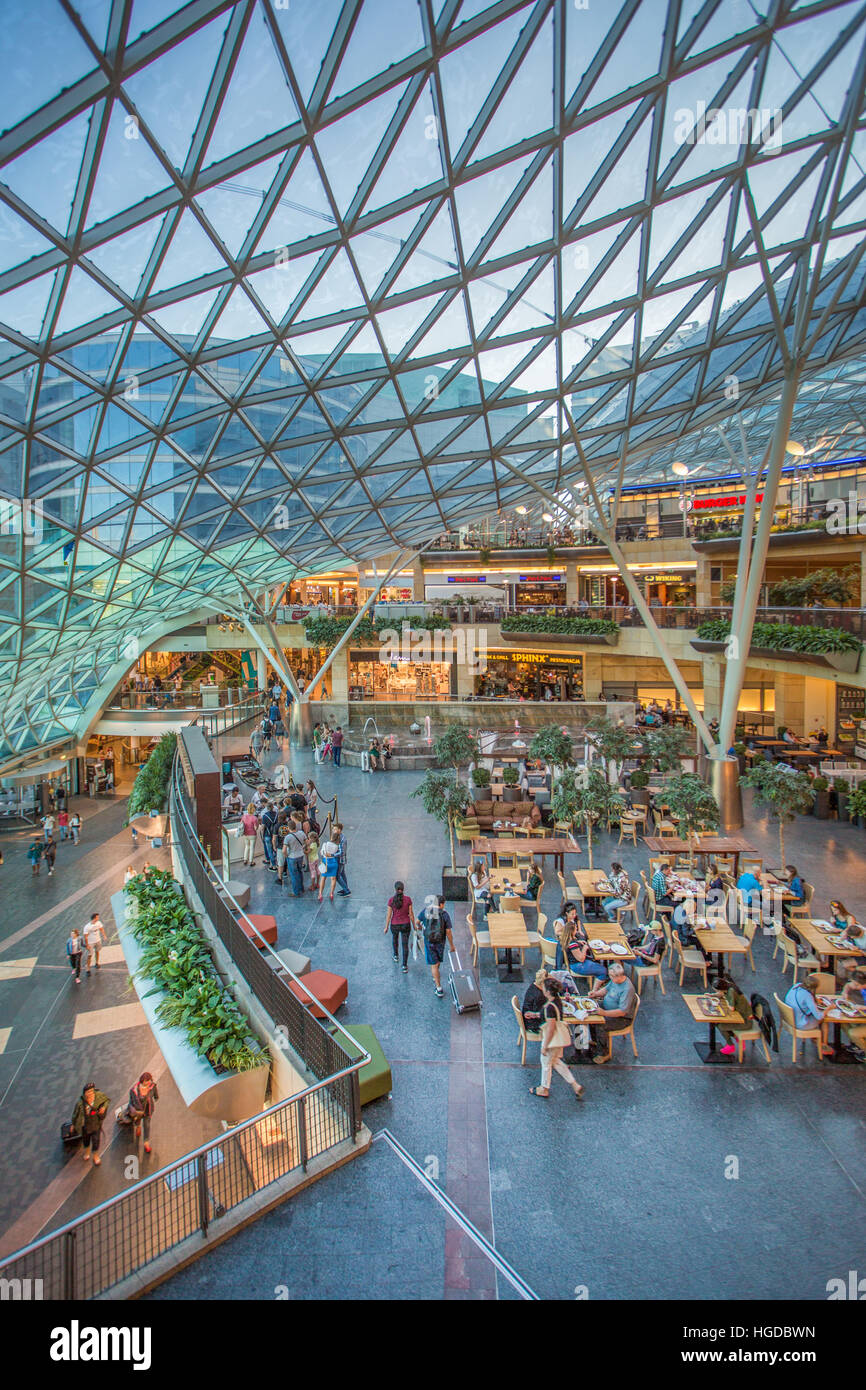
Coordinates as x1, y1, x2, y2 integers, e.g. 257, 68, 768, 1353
147, 741, 866, 1301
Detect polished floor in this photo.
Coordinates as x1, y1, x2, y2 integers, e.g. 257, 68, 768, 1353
148, 741, 866, 1301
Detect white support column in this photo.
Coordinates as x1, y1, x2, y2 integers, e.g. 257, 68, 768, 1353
717, 370, 800, 751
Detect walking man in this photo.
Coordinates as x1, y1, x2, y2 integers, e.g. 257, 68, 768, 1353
332, 726, 344, 768
84, 912, 107, 975
332, 821, 351, 896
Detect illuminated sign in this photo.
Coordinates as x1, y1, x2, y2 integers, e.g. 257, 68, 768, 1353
692, 492, 765, 511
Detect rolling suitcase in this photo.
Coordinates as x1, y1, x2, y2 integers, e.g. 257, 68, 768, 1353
449, 949, 481, 1014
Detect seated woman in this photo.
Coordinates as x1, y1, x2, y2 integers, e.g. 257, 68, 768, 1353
715, 973, 755, 1057
521, 968, 548, 1030
555, 918, 607, 981
469, 859, 491, 914
602, 861, 632, 922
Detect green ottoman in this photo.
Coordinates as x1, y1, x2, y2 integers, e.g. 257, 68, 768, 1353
334, 1024, 392, 1106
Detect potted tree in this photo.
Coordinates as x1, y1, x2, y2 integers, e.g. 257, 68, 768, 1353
411, 770, 473, 899
502, 765, 521, 803
661, 774, 720, 870
811, 775, 830, 820
740, 761, 814, 865
551, 767, 623, 870
833, 775, 850, 822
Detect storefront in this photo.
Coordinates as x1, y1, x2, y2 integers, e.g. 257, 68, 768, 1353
514, 575, 566, 607
348, 651, 455, 700
477, 649, 584, 700
640, 568, 696, 607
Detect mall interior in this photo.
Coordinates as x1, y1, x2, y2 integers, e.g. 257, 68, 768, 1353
1, 0, 866, 1309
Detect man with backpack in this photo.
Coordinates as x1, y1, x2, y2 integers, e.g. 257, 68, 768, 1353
419, 894, 455, 998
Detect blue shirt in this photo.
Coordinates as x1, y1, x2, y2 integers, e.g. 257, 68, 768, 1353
603, 978, 635, 1014
785, 984, 823, 1030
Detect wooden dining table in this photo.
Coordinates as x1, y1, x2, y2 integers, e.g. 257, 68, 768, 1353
683, 992, 744, 1064
643, 835, 757, 876
486, 910, 533, 983
472, 836, 580, 873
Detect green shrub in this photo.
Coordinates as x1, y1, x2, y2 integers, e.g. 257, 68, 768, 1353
695, 617, 862, 655
500, 613, 619, 636
125, 732, 176, 825
125, 869, 266, 1073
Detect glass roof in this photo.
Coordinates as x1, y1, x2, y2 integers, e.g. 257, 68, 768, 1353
1, 0, 866, 758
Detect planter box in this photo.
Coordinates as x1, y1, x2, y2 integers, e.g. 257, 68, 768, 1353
111, 890, 269, 1123
691, 638, 861, 673
500, 628, 619, 646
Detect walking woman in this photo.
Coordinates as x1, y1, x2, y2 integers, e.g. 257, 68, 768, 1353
530, 977, 585, 1102
127, 1071, 159, 1154
66, 927, 84, 984
71, 1081, 110, 1164
317, 836, 340, 903
241, 803, 259, 866
384, 881, 416, 973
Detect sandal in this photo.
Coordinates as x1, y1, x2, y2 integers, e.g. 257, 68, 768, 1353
529, 1087, 549, 1098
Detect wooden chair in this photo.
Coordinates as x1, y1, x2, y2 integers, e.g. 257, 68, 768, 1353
739, 855, 763, 876
777, 930, 819, 984
603, 995, 641, 1060
672, 930, 708, 988
466, 908, 493, 969
557, 870, 581, 904
740, 916, 758, 972
787, 881, 814, 920
774, 991, 823, 1063
511, 994, 543, 1066
632, 928, 666, 996
614, 881, 640, 932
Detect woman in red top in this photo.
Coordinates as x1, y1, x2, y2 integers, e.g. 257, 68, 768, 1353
384, 881, 416, 973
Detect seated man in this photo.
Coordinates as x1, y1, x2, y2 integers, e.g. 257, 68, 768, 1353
784, 974, 832, 1057
587, 963, 638, 1064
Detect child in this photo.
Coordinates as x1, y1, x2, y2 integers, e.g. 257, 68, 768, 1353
306, 827, 320, 892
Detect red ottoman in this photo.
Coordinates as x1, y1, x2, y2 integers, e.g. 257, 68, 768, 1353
288, 969, 348, 1018
240, 913, 278, 949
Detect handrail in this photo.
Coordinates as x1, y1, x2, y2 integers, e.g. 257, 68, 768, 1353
170, 755, 366, 1064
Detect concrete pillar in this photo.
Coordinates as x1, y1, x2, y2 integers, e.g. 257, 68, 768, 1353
774, 671, 806, 736
582, 652, 603, 700
565, 560, 579, 607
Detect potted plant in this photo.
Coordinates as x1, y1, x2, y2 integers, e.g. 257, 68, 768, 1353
502, 765, 521, 802
811, 775, 830, 820
628, 768, 651, 810
411, 770, 473, 898
740, 761, 814, 864
550, 767, 623, 870
661, 773, 720, 869
847, 784, 866, 829
732, 741, 747, 777
834, 775, 851, 822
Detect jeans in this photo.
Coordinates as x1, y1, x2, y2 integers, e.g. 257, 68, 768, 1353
287, 857, 304, 896
262, 833, 276, 867
603, 896, 630, 920
333, 745, 342, 766
391, 925, 411, 965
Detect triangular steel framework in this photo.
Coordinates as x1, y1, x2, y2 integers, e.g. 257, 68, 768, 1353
1, 0, 866, 757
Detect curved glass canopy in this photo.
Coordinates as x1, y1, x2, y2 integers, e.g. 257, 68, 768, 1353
1, 0, 866, 759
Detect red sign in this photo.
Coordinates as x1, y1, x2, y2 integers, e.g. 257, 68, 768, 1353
692, 492, 764, 511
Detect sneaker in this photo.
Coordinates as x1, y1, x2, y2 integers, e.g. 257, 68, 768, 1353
402, 965, 408, 973
435, 986, 444, 998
